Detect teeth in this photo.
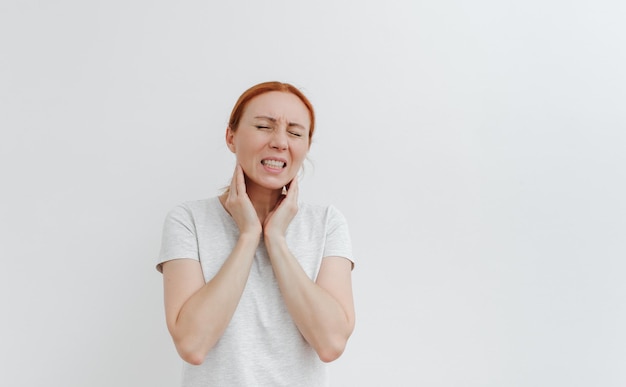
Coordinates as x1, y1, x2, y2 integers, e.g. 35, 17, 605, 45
262, 160, 285, 168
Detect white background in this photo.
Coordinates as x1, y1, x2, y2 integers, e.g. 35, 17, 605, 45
1, 1, 625, 386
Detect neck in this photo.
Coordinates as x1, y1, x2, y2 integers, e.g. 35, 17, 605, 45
243, 176, 283, 224
246, 188, 282, 224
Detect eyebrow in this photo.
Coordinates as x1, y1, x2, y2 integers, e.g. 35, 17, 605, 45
254, 115, 306, 130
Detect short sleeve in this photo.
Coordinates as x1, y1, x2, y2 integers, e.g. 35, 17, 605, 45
323, 205, 354, 269
156, 204, 199, 273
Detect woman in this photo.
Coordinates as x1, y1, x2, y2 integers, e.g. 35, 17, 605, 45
156, 81, 355, 386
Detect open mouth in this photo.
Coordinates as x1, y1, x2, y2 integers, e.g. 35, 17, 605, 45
261, 159, 286, 169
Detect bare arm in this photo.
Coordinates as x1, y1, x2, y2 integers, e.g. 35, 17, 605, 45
265, 242, 355, 362
162, 232, 259, 365
264, 178, 355, 362
162, 165, 262, 365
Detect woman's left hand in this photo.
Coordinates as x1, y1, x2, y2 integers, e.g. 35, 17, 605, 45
263, 178, 299, 240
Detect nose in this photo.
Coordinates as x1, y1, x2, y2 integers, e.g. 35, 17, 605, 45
269, 128, 288, 150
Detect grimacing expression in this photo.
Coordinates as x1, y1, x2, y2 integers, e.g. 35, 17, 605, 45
226, 91, 311, 191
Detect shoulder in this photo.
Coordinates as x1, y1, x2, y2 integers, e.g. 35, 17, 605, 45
163, 197, 223, 227
167, 197, 218, 217
297, 201, 348, 225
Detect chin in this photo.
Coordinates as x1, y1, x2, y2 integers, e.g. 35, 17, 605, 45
268, 180, 291, 190
251, 176, 291, 191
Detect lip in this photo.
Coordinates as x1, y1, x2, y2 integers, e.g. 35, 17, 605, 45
260, 157, 288, 173
261, 157, 288, 164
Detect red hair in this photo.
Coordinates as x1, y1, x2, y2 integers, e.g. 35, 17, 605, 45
228, 81, 316, 141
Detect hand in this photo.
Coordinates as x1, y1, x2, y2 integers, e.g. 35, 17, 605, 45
264, 177, 299, 240
223, 165, 262, 236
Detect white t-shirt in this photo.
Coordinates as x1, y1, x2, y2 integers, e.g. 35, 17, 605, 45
157, 196, 353, 387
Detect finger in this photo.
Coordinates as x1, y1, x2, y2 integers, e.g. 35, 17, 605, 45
291, 177, 299, 195
229, 164, 238, 196
236, 164, 247, 195
286, 177, 299, 202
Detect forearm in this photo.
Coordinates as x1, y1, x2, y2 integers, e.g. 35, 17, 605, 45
170, 233, 259, 364
265, 236, 354, 362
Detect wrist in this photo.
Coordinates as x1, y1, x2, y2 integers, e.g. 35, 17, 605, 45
263, 231, 287, 249
239, 230, 262, 244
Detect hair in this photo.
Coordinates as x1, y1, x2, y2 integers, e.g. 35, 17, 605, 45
228, 81, 316, 142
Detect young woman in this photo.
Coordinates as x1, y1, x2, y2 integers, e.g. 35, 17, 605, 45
157, 81, 355, 386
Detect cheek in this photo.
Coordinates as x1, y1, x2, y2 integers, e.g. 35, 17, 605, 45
234, 139, 256, 159
292, 142, 309, 159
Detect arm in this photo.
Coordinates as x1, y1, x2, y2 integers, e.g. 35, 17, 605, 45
264, 179, 355, 362
265, 242, 355, 362
162, 233, 259, 365
162, 165, 262, 365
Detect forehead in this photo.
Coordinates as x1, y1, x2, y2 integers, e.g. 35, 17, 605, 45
243, 91, 311, 127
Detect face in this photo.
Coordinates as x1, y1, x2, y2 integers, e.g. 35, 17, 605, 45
226, 91, 311, 191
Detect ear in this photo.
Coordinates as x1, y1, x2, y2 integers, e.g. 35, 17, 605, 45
225, 126, 236, 153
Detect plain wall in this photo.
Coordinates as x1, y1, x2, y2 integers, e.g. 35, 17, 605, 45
1, 1, 625, 386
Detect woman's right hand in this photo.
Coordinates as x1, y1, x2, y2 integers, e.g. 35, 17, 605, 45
223, 164, 262, 236
165, 164, 262, 364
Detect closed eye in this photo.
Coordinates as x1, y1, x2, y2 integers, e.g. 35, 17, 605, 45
288, 131, 303, 137
255, 125, 271, 130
